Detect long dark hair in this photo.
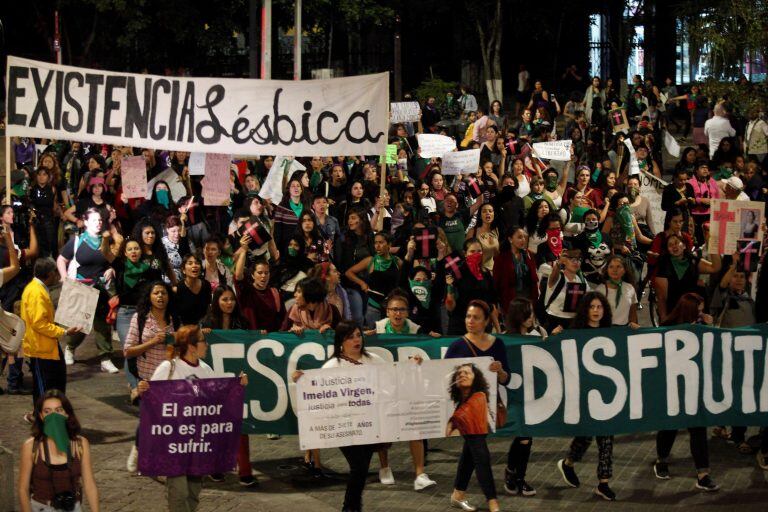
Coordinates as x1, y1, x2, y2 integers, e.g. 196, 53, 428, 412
204, 285, 246, 330
571, 291, 613, 328
662, 292, 704, 325
505, 297, 534, 334
31, 390, 81, 441
131, 217, 172, 273
448, 363, 489, 405
330, 321, 368, 360
136, 281, 174, 343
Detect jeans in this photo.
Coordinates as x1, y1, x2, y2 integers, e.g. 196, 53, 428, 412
454, 434, 497, 500
63, 315, 113, 360
1, 354, 25, 391
506, 437, 533, 479
339, 444, 375, 512
567, 435, 614, 480
346, 288, 366, 328
116, 306, 138, 389
656, 428, 709, 472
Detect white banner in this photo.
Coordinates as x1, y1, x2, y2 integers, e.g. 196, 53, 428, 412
6, 56, 388, 157
390, 101, 420, 124
532, 140, 572, 161
54, 279, 100, 335
296, 357, 497, 450
258, 156, 306, 204
417, 134, 457, 159
623, 138, 640, 175
638, 170, 667, 234
145, 168, 187, 201
441, 149, 481, 175
663, 130, 681, 158
188, 152, 206, 175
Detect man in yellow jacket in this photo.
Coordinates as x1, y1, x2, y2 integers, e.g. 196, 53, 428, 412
21, 258, 80, 407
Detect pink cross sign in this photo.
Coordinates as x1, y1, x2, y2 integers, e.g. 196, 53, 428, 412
415, 228, 437, 258
711, 200, 736, 254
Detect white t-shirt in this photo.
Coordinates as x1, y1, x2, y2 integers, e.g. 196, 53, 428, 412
515, 175, 531, 198
600, 283, 638, 325
321, 352, 386, 369
518, 70, 530, 92
151, 358, 217, 381
703, 116, 736, 158
545, 272, 591, 319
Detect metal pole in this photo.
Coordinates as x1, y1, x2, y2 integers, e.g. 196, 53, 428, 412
261, 0, 272, 79
294, 0, 302, 80
249, 0, 258, 77
394, 14, 402, 100
54, 11, 62, 64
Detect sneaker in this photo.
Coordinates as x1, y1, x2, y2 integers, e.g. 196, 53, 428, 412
756, 451, 768, 470
514, 479, 536, 497
101, 360, 120, 374
413, 472, 436, 491
379, 467, 395, 485
239, 474, 257, 486
266, 433, 281, 440
557, 459, 579, 488
653, 461, 670, 480
503, 467, 516, 494
209, 473, 225, 482
126, 445, 138, 473
64, 346, 75, 365
695, 474, 720, 492
594, 482, 616, 501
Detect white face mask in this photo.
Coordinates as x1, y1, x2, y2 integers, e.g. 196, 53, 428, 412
585, 219, 599, 231
397, 158, 408, 168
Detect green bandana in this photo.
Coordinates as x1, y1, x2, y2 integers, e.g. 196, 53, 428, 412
586, 229, 603, 249
384, 319, 408, 334
570, 206, 589, 223
617, 205, 635, 244
546, 176, 558, 191
310, 171, 323, 190
289, 200, 304, 219
409, 279, 431, 309
80, 231, 102, 251
608, 279, 623, 308
43, 413, 70, 454
288, 247, 298, 257
12, 181, 28, 197
371, 254, 394, 272
670, 256, 690, 280
124, 259, 150, 288
714, 167, 733, 180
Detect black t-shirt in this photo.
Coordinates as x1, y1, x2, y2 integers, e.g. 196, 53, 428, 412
61, 236, 110, 280
173, 279, 212, 327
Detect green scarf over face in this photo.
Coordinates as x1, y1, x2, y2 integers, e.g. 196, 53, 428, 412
371, 254, 394, 272
409, 279, 431, 309
670, 256, 690, 280
124, 259, 150, 288
43, 413, 70, 454
586, 227, 603, 249
617, 205, 635, 244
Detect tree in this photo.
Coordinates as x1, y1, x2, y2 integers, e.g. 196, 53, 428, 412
468, 0, 503, 104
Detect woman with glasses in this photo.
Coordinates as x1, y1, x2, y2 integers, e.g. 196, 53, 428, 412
546, 245, 592, 334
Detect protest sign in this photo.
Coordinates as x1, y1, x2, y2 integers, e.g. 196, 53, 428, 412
638, 170, 667, 234
6, 56, 388, 157
0, 309, 25, 354
201, 153, 232, 205
532, 140, 572, 161
737, 240, 761, 273
258, 156, 306, 204
623, 138, 640, 175
390, 101, 421, 124
34, 144, 48, 167
417, 134, 456, 158
386, 144, 398, 164
709, 199, 764, 254
145, 167, 187, 201
121, 155, 148, 199
609, 108, 629, 133
188, 152, 206, 175
441, 149, 481, 175
297, 357, 497, 450
54, 279, 99, 334
206, 324, 768, 437
138, 378, 243, 477
663, 130, 681, 158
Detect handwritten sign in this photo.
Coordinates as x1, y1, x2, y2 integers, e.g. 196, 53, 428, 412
201, 153, 232, 206
709, 199, 764, 255
532, 140, 572, 161
54, 279, 100, 335
441, 149, 481, 175
623, 138, 640, 175
121, 156, 148, 199
258, 157, 306, 204
390, 101, 420, 124
663, 130, 681, 158
188, 152, 206, 175
417, 134, 457, 158
379, 144, 398, 165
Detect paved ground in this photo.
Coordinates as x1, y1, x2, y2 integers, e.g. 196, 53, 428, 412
2, 330, 768, 512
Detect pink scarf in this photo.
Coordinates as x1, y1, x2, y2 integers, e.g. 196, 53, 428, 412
288, 301, 335, 329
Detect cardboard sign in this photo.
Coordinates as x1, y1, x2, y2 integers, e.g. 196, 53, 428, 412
258, 157, 306, 204
379, 144, 398, 165
201, 153, 232, 206
737, 239, 761, 273
121, 156, 149, 199
417, 134, 457, 158
54, 279, 100, 335
188, 152, 206, 175
609, 108, 629, 133
531, 140, 572, 161
709, 199, 764, 255
390, 101, 421, 124
623, 138, 640, 175
442, 149, 481, 175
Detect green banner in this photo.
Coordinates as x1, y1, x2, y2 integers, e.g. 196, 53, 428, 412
205, 324, 768, 437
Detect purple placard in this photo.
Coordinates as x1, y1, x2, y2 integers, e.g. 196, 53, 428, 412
138, 377, 244, 477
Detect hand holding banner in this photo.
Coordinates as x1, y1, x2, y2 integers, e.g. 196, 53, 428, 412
531, 140, 572, 161
442, 149, 481, 175
417, 134, 457, 159
121, 156, 148, 199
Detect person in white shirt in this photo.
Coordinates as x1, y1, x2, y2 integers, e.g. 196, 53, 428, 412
703, 103, 736, 158
599, 256, 639, 327
745, 109, 768, 163
722, 176, 750, 201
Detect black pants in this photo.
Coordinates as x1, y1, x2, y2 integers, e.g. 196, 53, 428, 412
30, 345, 67, 408
506, 437, 532, 479
567, 436, 614, 479
656, 427, 709, 471
339, 444, 375, 512
454, 434, 497, 500
36, 215, 58, 258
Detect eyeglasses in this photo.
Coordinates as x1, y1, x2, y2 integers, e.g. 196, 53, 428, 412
564, 256, 582, 262
387, 307, 408, 313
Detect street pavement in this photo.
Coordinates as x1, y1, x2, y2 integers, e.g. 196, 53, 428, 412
2, 331, 768, 512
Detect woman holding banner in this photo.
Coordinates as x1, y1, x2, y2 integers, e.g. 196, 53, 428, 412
137, 325, 248, 511
556, 291, 616, 501
445, 299, 509, 512
654, 293, 719, 491
292, 321, 385, 512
